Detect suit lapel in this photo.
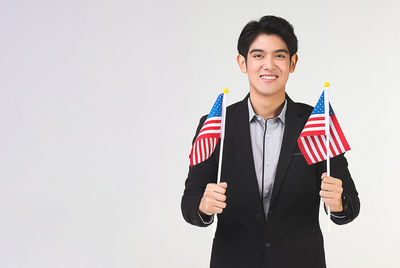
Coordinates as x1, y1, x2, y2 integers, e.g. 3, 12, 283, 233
270, 95, 308, 205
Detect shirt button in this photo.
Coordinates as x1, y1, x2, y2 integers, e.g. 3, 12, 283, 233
265, 189, 269, 194
266, 162, 270, 166
266, 134, 270, 138
266, 242, 272, 248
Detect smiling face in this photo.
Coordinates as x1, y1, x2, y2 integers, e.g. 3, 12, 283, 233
237, 33, 298, 98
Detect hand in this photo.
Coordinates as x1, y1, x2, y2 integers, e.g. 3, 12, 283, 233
199, 182, 227, 216
320, 173, 343, 212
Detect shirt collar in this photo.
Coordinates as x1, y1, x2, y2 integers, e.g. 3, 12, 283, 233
248, 97, 287, 124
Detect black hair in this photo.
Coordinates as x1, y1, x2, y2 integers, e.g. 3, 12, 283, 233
237, 15, 298, 60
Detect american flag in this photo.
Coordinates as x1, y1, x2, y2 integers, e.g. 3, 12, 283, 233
298, 91, 350, 165
190, 93, 225, 167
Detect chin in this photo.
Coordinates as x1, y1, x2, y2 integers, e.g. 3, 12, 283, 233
254, 88, 284, 97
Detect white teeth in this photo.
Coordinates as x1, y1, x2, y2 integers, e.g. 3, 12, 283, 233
261, 75, 277, 80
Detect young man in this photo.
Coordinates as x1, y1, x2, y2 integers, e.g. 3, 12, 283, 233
181, 15, 360, 268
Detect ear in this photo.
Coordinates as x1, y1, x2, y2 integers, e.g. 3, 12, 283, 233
237, 54, 247, 73
289, 54, 298, 73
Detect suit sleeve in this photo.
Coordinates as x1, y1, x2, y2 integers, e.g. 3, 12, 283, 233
181, 115, 220, 227
317, 153, 360, 225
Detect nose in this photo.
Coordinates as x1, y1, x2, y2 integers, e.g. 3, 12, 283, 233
262, 55, 276, 71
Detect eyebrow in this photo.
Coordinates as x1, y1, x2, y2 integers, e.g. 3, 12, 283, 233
249, 48, 289, 54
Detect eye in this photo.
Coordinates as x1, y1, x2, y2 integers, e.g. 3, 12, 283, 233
275, 54, 286, 59
253, 54, 263, 59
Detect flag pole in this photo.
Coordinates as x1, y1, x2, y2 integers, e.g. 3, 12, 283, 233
216, 89, 228, 184
212, 89, 229, 236
324, 82, 331, 231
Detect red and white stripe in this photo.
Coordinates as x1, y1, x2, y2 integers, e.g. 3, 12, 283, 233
298, 114, 350, 165
190, 117, 222, 166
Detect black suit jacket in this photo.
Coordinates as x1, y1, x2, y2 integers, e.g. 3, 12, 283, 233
181, 94, 360, 268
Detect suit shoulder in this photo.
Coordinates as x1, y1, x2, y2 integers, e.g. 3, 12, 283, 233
293, 101, 314, 115
226, 98, 244, 112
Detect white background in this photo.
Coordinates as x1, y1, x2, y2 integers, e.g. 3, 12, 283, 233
1, 0, 399, 267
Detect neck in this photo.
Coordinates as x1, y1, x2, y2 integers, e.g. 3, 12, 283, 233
249, 90, 286, 120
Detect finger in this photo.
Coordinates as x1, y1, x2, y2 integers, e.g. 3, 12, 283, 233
321, 173, 339, 180
321, 184, 343, 195
205, 183, 226, 194
219, 182, 228, 188
211, 185, 227, 195
321, 197, 329, 203
321, 182, 339, 192
212, 192, 227, 202
205, 183, 218, 191
215, 207, 223, 214
321, 197, 338, 206
321, 197, 333, 206
202, 199, 223, 214
213, 200, 227, 209
320, 190, 336, 198
321, 191, 342, 201
322, 176, 342, 186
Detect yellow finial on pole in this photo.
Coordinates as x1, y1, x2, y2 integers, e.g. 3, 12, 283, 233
324, 82, 330, 88
223, 88, 229, 94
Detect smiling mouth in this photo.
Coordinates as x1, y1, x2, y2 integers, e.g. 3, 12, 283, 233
260, 75, 278, 81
